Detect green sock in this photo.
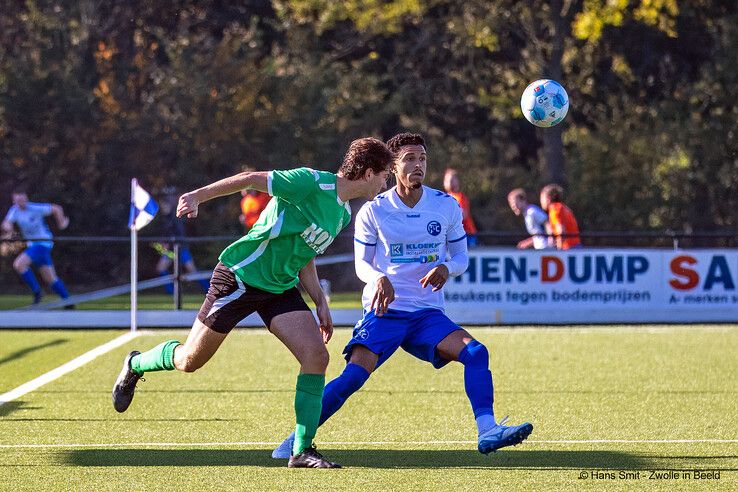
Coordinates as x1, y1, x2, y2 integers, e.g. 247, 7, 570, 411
130, 340, 179, 375
292, 373, 325, 455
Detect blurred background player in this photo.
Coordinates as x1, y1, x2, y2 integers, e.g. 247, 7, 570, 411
273, 133, 532, 459
443, 168, 478, 247
1, 189, 71, 305
112, 137, 394, 469
154, 187, 209, 294
540, 184, 581, 249
238, 167, 271, 231
507, 188, 551, 249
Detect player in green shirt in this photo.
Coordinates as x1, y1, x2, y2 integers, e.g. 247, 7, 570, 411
112, 137, 393, 468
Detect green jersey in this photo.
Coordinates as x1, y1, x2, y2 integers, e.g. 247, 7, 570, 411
219, 167, 351, 293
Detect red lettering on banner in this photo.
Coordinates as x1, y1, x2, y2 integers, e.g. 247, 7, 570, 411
542, 256, 564, 282
669, 255, 699, 290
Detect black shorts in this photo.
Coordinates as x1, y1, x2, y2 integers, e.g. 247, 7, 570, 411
197, 262, 310, 333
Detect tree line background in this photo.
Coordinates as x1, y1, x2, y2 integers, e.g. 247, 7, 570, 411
1, 1, 737, 289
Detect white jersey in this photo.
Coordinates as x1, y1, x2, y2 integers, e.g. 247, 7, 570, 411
3, 202, 54, 248
354, 186, 466, 312
524, 204, 550, 250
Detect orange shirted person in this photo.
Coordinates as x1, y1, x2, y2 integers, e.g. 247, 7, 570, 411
540, 184, 581, 249
239, 190, 271, 230
444, 168, 478, 247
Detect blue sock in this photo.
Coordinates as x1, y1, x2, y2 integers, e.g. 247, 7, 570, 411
51, 279, 69, 299
318, 363, 370, 426
158, 270, 174, 295
198, 279, 210, 293
458, 340, 495, 433
20, 269, 41, 295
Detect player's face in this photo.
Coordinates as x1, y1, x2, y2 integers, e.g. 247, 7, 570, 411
509, 196, 523, 215
12, 193, 28, 209
540, 192, 550, 211
394, 145, 427, 190
364, 169, 390, 199
444, 173, 459, 192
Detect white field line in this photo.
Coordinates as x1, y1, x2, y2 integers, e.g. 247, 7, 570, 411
1, 439, 737, 449
0, 331, 140, 407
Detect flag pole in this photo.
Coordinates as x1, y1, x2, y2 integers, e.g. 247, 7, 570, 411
130, 178, 138, 333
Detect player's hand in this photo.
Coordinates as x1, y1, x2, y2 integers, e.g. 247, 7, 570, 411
58, 216, 70, 230
419, 264, 449, 292
371, 276, 394, 316
315, 300, 334, 343
177, 192, 199, 219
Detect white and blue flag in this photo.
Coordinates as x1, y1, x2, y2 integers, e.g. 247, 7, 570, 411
128, 178, 158, 231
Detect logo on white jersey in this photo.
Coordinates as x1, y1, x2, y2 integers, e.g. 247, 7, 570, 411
390, 243, 404, 256
300, 223, 335, 254
427, 221, 442, 236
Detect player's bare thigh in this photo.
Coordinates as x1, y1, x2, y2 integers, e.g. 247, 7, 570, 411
173, 318, 228, 372
436, 329, 474, 362
12, 252, 31, 272
269, 310, 329, 374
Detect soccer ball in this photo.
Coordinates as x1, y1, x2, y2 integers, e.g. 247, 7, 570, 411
520, 79, 569, 128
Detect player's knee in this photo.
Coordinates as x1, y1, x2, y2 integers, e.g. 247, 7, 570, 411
12, 257, 27, 272
303, 345, 330, 371
459, 339, 489, 370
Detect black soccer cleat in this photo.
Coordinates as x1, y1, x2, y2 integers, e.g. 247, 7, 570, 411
287, 446, 342, 468
112, 351, 142, 413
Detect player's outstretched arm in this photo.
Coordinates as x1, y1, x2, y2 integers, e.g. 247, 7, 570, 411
298, 258, 333, 343
50, 205, 69, 230
517, 237, 534, 249
177, 171, 269, 219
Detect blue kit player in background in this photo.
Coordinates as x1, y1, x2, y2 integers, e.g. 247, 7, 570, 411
1, 189, 71, 305
154, 188, 209, 294
273, 133, 533, 458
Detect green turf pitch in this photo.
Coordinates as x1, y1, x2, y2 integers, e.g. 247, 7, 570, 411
1, 326, 736, 490
0, 292, 361, 310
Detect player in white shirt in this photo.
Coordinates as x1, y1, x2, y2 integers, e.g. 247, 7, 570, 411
508, 188, 551, 249
273, 133, 532, 459
1, 189, 70, 304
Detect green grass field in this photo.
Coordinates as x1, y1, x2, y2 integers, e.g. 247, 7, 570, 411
0, 292, 362, 311
1, 326, 737, 490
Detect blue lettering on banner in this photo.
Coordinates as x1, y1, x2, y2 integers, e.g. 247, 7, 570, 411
455, 254, 650, 284
596, 256, 624, 282
704, 255, 735, 290
626, 256, 649, 282
481, 258, 500, 283
569, 256, 591, 283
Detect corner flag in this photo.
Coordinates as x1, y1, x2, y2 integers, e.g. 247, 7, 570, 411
129, 178, 158, 332
129, 179, 158, 231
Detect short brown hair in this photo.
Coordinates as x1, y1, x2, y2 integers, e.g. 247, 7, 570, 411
386, 133, 426, 155
507, 188, 527, 202
338, 137, 394, 180
541, 183, 564, 203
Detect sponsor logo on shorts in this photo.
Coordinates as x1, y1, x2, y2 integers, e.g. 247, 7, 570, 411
356, 327, 369, 340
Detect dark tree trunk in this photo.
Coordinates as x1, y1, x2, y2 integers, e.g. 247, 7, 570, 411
543, 0, 567, 185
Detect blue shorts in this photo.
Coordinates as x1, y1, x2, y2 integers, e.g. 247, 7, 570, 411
25, 244, 53, 267
343, 308, 462, 369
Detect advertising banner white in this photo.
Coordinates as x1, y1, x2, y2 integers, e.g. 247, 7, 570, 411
444, 248, 738, 324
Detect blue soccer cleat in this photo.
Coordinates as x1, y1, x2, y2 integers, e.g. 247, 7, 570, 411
477, 417, 533, 454
272, 432, 295, 459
